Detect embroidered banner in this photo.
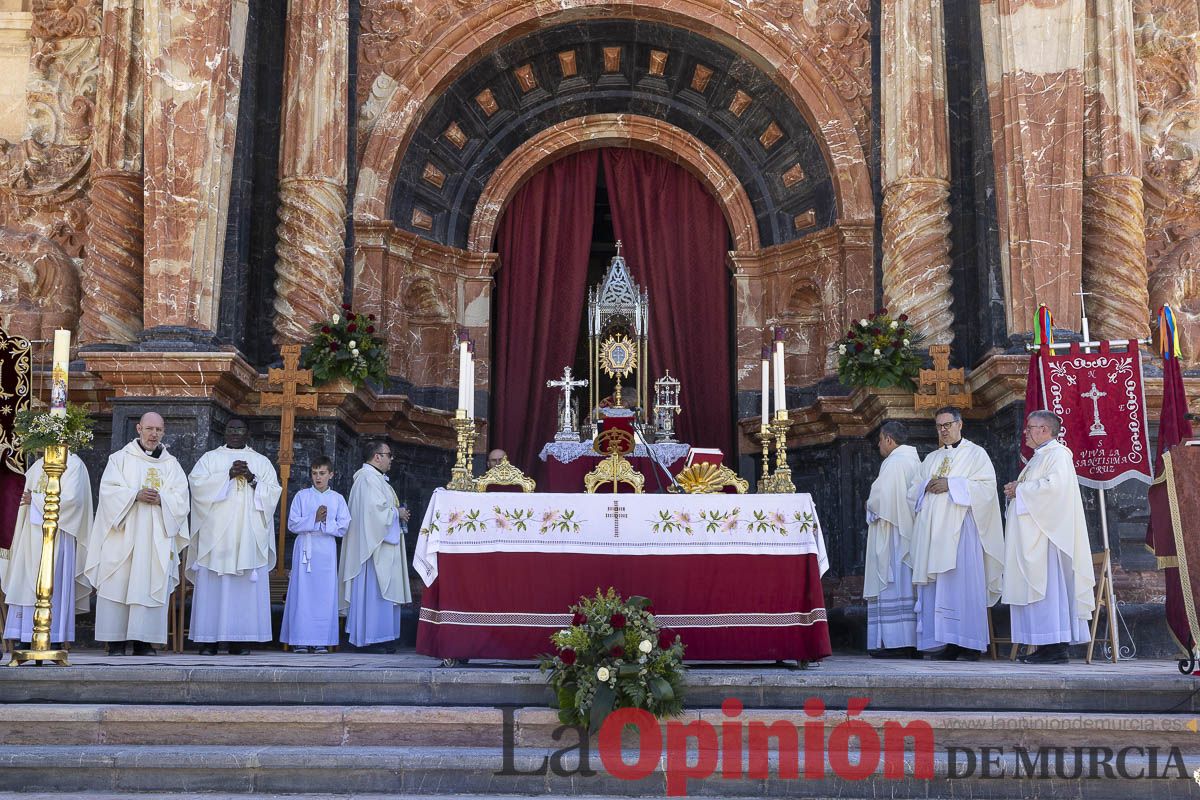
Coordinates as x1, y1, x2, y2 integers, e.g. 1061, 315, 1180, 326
1039, 341, 1152, 489
0, 327, 31, 551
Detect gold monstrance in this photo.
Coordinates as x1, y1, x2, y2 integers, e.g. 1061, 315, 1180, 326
587, 242, 649, 425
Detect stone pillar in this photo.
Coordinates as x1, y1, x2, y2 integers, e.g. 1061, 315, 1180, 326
880, 0, 955, 345
142, 0, 248, 336
80, 0, 143, 347
1082, 0, 1148, 341
272, 0, 348, 344
981, 0, 1086, 333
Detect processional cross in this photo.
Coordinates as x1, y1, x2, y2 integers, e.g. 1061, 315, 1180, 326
1081, 382, 1108, 437
547, 365, 588, 442
259, 344, 318, 577
914, 344, 972, 411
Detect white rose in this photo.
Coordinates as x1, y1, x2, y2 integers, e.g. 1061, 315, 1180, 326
890, 321, 898, 329
348, 340, 357, 349
352, 348, 360, 357
903, 338, 910, 347
873, 348, 881, 357
838, 344, 846, 354
596, 666, 611, 682
639, 639, 653, 654
332, 314, 340, 324
859, 318, 869, 327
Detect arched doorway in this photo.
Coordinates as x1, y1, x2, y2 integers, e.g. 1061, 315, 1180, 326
489, 148, 735, 472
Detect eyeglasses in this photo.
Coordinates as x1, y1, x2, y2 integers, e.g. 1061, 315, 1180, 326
935, 422, 960, 430
1023, 425, 1048, 431
377, 451, 393, 458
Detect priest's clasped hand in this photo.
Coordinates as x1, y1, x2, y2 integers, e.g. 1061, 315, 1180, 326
228, 460, 257, 485
315, 505, 328, 523
926, 477, 950, 495
1003, 481, 1017, 499
398, 506, 411, 523
136, 488, 161, 505
20, 490, 30, 505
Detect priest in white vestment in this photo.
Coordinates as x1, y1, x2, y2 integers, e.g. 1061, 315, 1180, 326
908, 407, 1005, 660
187, 419, 281, 654
1, 452, 92, 645
280, 456, 351, 652
864, 421, 922, 657
84, 412, 190, 656
1003, 411, 1096, 664
340, 441, 411, 650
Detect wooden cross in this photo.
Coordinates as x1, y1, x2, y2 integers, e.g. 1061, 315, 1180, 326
606, 499, 627, 539
914, 344, 972, 411
259, 344, 318, 577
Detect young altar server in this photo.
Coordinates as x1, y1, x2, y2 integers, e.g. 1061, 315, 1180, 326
1, 451, 92, 646
863, 421, 922, 658
281, 456, 351, 653
340, 440, 411, 651
1002, 411, 1095, 664
908, 406, 1005, 660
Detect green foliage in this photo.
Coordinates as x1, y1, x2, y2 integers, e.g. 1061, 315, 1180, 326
299, 305, 389, 388
538, 588, 687, 733
835, 308, 925, 391
13, 403, 94, 454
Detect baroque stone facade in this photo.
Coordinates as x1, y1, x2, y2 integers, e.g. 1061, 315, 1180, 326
1, 0, 1199, 618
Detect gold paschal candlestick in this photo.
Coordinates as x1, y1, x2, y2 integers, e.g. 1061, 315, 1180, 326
759, 424, 772, 486
10, 444, 69, 666
768, 412, 796, 494
446, 413, 477, 491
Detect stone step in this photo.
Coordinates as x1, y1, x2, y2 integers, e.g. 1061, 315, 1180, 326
0, 744, 1193, 798
2, 655, 1194, 714
1, 703, 1197, 752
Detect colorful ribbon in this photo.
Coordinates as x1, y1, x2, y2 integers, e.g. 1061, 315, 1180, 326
1033, 304, 1054, 347
1159, 305, 1180, 359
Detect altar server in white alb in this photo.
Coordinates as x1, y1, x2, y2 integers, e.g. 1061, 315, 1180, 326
340, 441, 411, 651
281, 456, 351, 653
1002, 411, 1096, 664
187, 419, 281, 655
85, 412, 190, 656
863, 421, 922, 658
908, 407, 1005, 660
1, 451, 92, 646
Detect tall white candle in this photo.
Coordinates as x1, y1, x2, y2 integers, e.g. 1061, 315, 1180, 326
773, 329, 786, 418
50, 328, 70, 416
466, 343, 476, 419
457, 337, 470, 412
760, 346, 770, 424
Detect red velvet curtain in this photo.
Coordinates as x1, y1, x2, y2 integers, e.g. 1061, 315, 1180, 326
602, 149, 733, 455
492, 151, 599, 472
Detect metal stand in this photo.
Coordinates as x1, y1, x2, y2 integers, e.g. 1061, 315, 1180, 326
446, 413, 478, 491
10, 444, 68, 666
760, 414, 795, 494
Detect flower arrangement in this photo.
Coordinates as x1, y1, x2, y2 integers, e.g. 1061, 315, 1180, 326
300, 304, 389, 388
835, 308, 925, 391
539, 588, 686, 732
13, 403, 94, 454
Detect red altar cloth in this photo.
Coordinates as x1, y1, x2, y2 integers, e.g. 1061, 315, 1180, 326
539, 453, 686, 493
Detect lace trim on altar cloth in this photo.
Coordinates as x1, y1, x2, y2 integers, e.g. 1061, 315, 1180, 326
538, 441, 692, 464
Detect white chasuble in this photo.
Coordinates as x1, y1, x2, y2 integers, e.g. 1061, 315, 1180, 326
908, 439, 1004, 601
1004, 439, 1095, 644
187, 446, 281, 642
281, 486, 350, 647
863, 445, 921, 599
340, 464, 411, 646
1, 453, 93, 642
84, 441, 190, 643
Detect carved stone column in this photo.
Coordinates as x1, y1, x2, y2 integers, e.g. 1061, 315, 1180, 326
80, 0, 143, 347
142, 0, 248, 335
272, 0, 348, 344
1082, 0, 1148, 340
981, 0, 1087, 332
880, 0, 954, 345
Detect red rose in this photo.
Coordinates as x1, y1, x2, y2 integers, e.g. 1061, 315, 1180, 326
348, 323, 358, 333
879, 307, 888, 315
559, 648, 577, 665
898, 313, 909, 322
571, 612, 587, 626
610, 612, 627, 629
341, 303, 352, 311
321, 326, 331, 334
854, 343, 865, 352
658, 630, 675, 650
369, 314, 377, 321
644, 604, 653, 615
366, 326, 376, 334
329, 342, 340, 352
610, 645, 625, 658
868, 312, 876, 320
847, 330, 856, 339
893, 339, 904, 349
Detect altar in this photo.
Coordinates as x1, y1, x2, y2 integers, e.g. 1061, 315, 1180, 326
537, 440, 690, 493
414, 489, 832, 662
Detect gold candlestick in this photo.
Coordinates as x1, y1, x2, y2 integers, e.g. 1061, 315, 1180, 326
759, 424, 772, 486
446, 413, 478, 491
760, 413, 795, 494
10, 444, 69, 666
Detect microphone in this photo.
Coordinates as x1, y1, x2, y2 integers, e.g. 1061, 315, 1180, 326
632, 417, 682, 493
